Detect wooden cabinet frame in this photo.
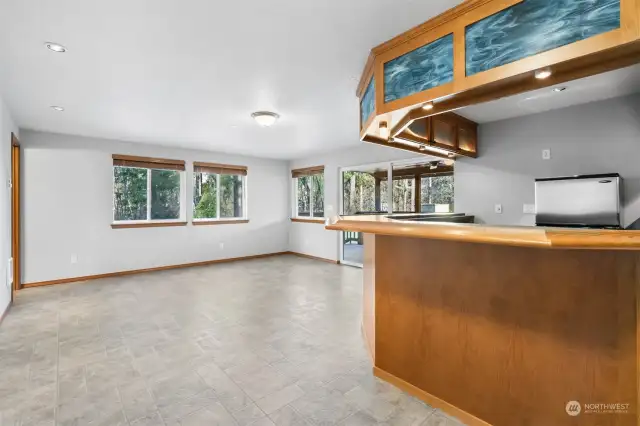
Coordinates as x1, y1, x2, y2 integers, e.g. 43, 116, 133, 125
358, 0, 640, 155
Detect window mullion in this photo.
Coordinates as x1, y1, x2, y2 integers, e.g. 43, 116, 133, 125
147, 169, 152, 221
216, 174, 221, 220
308, 176, 313, 219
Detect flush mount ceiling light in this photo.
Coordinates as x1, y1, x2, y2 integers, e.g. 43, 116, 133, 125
45, 42, 67, 53
553, 87, 567, 92
379, 121, 389, 139
50, 106, 65, 111
422, 102, 435, 111
251, 111, 279, 127
534, 67, 552, 80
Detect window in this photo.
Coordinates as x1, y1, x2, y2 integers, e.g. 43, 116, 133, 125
420, 174, 454, 213
113, 155, 186, 225
193, 162, 247, 222
292, 166, 324, 218
391, 178, 415, 213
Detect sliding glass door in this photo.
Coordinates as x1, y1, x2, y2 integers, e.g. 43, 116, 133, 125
340, 165, 389, 267
338, 158, 455, 267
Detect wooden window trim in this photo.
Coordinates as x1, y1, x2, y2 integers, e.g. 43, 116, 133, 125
192, 219, 249, 226
291, 165, 324, 178
194, 161, 248, 176
113, 154, 186, 171
111, 221, 188, 229
290, 218, 326, 224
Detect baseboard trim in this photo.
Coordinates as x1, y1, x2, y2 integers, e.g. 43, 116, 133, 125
22, 251, 342, 289
373, 367, 492, 426
23, 252, 290, 289
286, 251, 340, 264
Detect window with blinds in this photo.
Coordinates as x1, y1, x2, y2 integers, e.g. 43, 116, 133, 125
291, 166, 324, 219
193, 162, 248, 221
112, 155, 186, 224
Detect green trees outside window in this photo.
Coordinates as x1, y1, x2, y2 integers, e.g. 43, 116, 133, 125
114, 167, 147, 221
193, 173, 245, 220
114, 166, 182, 222
296, 174, 324, 217
421, 175, 454, 212
151, 170, 181, 220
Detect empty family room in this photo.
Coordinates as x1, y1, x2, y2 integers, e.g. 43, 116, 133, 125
2, 1, 640, 425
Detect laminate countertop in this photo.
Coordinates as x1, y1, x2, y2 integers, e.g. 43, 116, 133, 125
326, 214, 640, 250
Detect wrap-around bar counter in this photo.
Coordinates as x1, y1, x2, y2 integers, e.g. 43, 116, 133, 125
327, 215, 640, 426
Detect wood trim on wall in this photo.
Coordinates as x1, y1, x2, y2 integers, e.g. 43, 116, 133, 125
286, 251, 339, 264
290, 218, 326, 224
23, 252, 291, 288
373, 367, 492, 426
113, 154, 186, 171
193, 161, 248, 176
11, 133, 21, 296
22, 251, 341, 289
111, 222, 188, 229
291, 166, 325, 178
192, 220, 249, 226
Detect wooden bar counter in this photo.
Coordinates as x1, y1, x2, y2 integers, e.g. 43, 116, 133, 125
327, 215, 640, 426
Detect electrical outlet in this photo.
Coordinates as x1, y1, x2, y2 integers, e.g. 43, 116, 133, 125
219, 243, 224, 250
70, 254, 78, 264
523, 204, 536, 214
495, 204, 503, 214
542, 149, 551, 160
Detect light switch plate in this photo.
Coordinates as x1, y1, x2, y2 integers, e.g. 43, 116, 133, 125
523, 204, 536, 214
542, 149, 551, 160
495, 204, 503, 214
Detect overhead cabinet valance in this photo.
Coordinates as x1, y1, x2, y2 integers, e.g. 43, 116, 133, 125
193, 162, 248, 176
113, 154, 185, 171
291, 166, 324, 178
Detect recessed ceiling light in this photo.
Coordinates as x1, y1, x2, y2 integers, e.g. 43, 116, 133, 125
553, 87, 567, 92
535, 68, 552, 80
422, 102, 435, 111
50, 106, 65, 111
251, 111, 279, 127
45, 42, 67, 53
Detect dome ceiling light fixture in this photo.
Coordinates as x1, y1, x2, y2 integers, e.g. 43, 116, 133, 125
45, 42, 67, 53
50, 106, 65, 111
251, 111, 280, 127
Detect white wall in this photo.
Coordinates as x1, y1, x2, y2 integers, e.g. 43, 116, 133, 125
0, 97, 18, 315
21, 130, 290, 284
455, 93, 640, 227
289, 143, 418, 261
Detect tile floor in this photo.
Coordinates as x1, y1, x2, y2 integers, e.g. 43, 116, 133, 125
0, 255, 466, 426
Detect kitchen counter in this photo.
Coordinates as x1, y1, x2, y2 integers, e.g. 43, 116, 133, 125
327, 214, 640, 250
326, 214, 639, 426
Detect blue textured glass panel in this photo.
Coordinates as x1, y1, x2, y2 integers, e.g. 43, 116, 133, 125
361, 77, 375, 125
384, 34, 454, 103
466, 0, 621, 76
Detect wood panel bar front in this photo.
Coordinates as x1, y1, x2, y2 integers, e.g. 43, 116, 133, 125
361, 233, 639, 426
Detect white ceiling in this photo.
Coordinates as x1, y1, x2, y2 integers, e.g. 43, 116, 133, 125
457, 64, 640, 123
0, 0, 463, 159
